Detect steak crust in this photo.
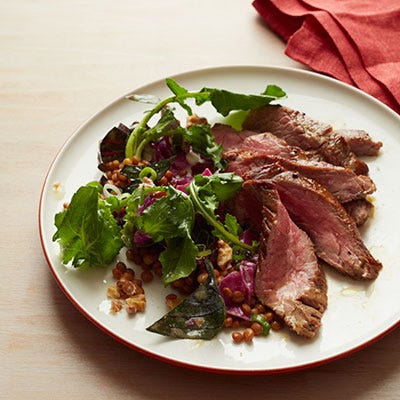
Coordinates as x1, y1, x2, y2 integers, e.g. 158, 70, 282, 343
243, 105, 369, 175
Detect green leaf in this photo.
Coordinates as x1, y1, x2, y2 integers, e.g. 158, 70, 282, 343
181, 124, 225, 170
138, 186, 194, 242
262, 84, 287, 98
223, 213, 242, 237
146, 260, 226, 339
134, 108, 180, 157
194, 172, 243, 204
128, 93, 160, 104
166, 78, 193, 114
159, 236, 198, 285
200, 86, 286, 116
124, 185, 198, 285
166, 78, 188, 96
188, 173, 254, 253
125, 79, 285, 161
121, 187, 146, 247
53, 186, 123, 268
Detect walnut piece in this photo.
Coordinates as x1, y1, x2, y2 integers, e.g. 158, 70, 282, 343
217, 240, 233, 269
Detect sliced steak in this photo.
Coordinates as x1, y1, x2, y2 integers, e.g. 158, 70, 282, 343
223, 132, 376, 203
336, 129, 383, 157
271, 171, 382, 280
343, 198, 373, 227
240, 179, 327, 338
242, 105, 369, 175
211, 123, 256, 150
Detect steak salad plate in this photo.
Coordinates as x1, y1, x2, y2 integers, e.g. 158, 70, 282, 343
39, 66, 400, 374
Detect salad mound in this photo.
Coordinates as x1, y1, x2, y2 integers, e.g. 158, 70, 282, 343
53, 79, 287, 343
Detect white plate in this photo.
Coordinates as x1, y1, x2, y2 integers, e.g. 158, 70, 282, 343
39, 65, 400, 374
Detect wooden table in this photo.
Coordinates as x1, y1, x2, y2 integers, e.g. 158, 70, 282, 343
1, 1, 399, 398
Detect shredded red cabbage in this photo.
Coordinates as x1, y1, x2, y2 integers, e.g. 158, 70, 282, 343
152, 136, 173, 162
218, 258, 257, 320
171, 175, 194, 192
133, 230, 153, 245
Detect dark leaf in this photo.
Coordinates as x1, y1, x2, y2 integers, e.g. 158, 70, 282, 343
146, 260, 226, 339
99, 125, 130, 164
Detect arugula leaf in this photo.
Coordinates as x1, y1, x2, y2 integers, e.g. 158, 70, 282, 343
133, 108, 180, 158
180, 124, 225, 170
52, 186, 123, 268
222, 213, 242, 237
146, 259, 226, 340
165, 78, 193, 115
188, 173, 255, 252
125, 78, 286, 160
194, 172, 243, 206
199, 86, 286, 116
263, 84, 287, 98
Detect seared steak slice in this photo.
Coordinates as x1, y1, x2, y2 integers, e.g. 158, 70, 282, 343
242, 105, 368, 175
336, 129, 383, 157
272, 172, 382, 280
223, 132, 376, 202
240, 179, 327, 338
343, 199, 373, 227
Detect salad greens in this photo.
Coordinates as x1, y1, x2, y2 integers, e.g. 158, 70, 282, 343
123, 184, 198, 285
187, 173, 253, 253
53, 185, 123, 269
122, 172, 253, 286
125, 78, 286, 160
52, 78, 286, 340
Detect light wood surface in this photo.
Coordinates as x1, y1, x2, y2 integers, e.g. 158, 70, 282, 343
1, 1, 399, 399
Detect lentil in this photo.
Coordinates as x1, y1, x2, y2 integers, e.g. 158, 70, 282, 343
251, 322, 263, 336
141, 270, 154, 283
221, 286, 232, 299
232, 290, 245, 304
264, 311, 275, 323
232, 331, 244, 344
241, 303, 252, 316
243, 328, 255, 343
224, 317, 233, 328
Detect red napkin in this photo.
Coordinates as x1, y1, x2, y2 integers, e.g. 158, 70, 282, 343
253, 0, 400, 114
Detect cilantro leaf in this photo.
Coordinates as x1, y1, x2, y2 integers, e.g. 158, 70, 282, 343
52, 186, 123, 268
